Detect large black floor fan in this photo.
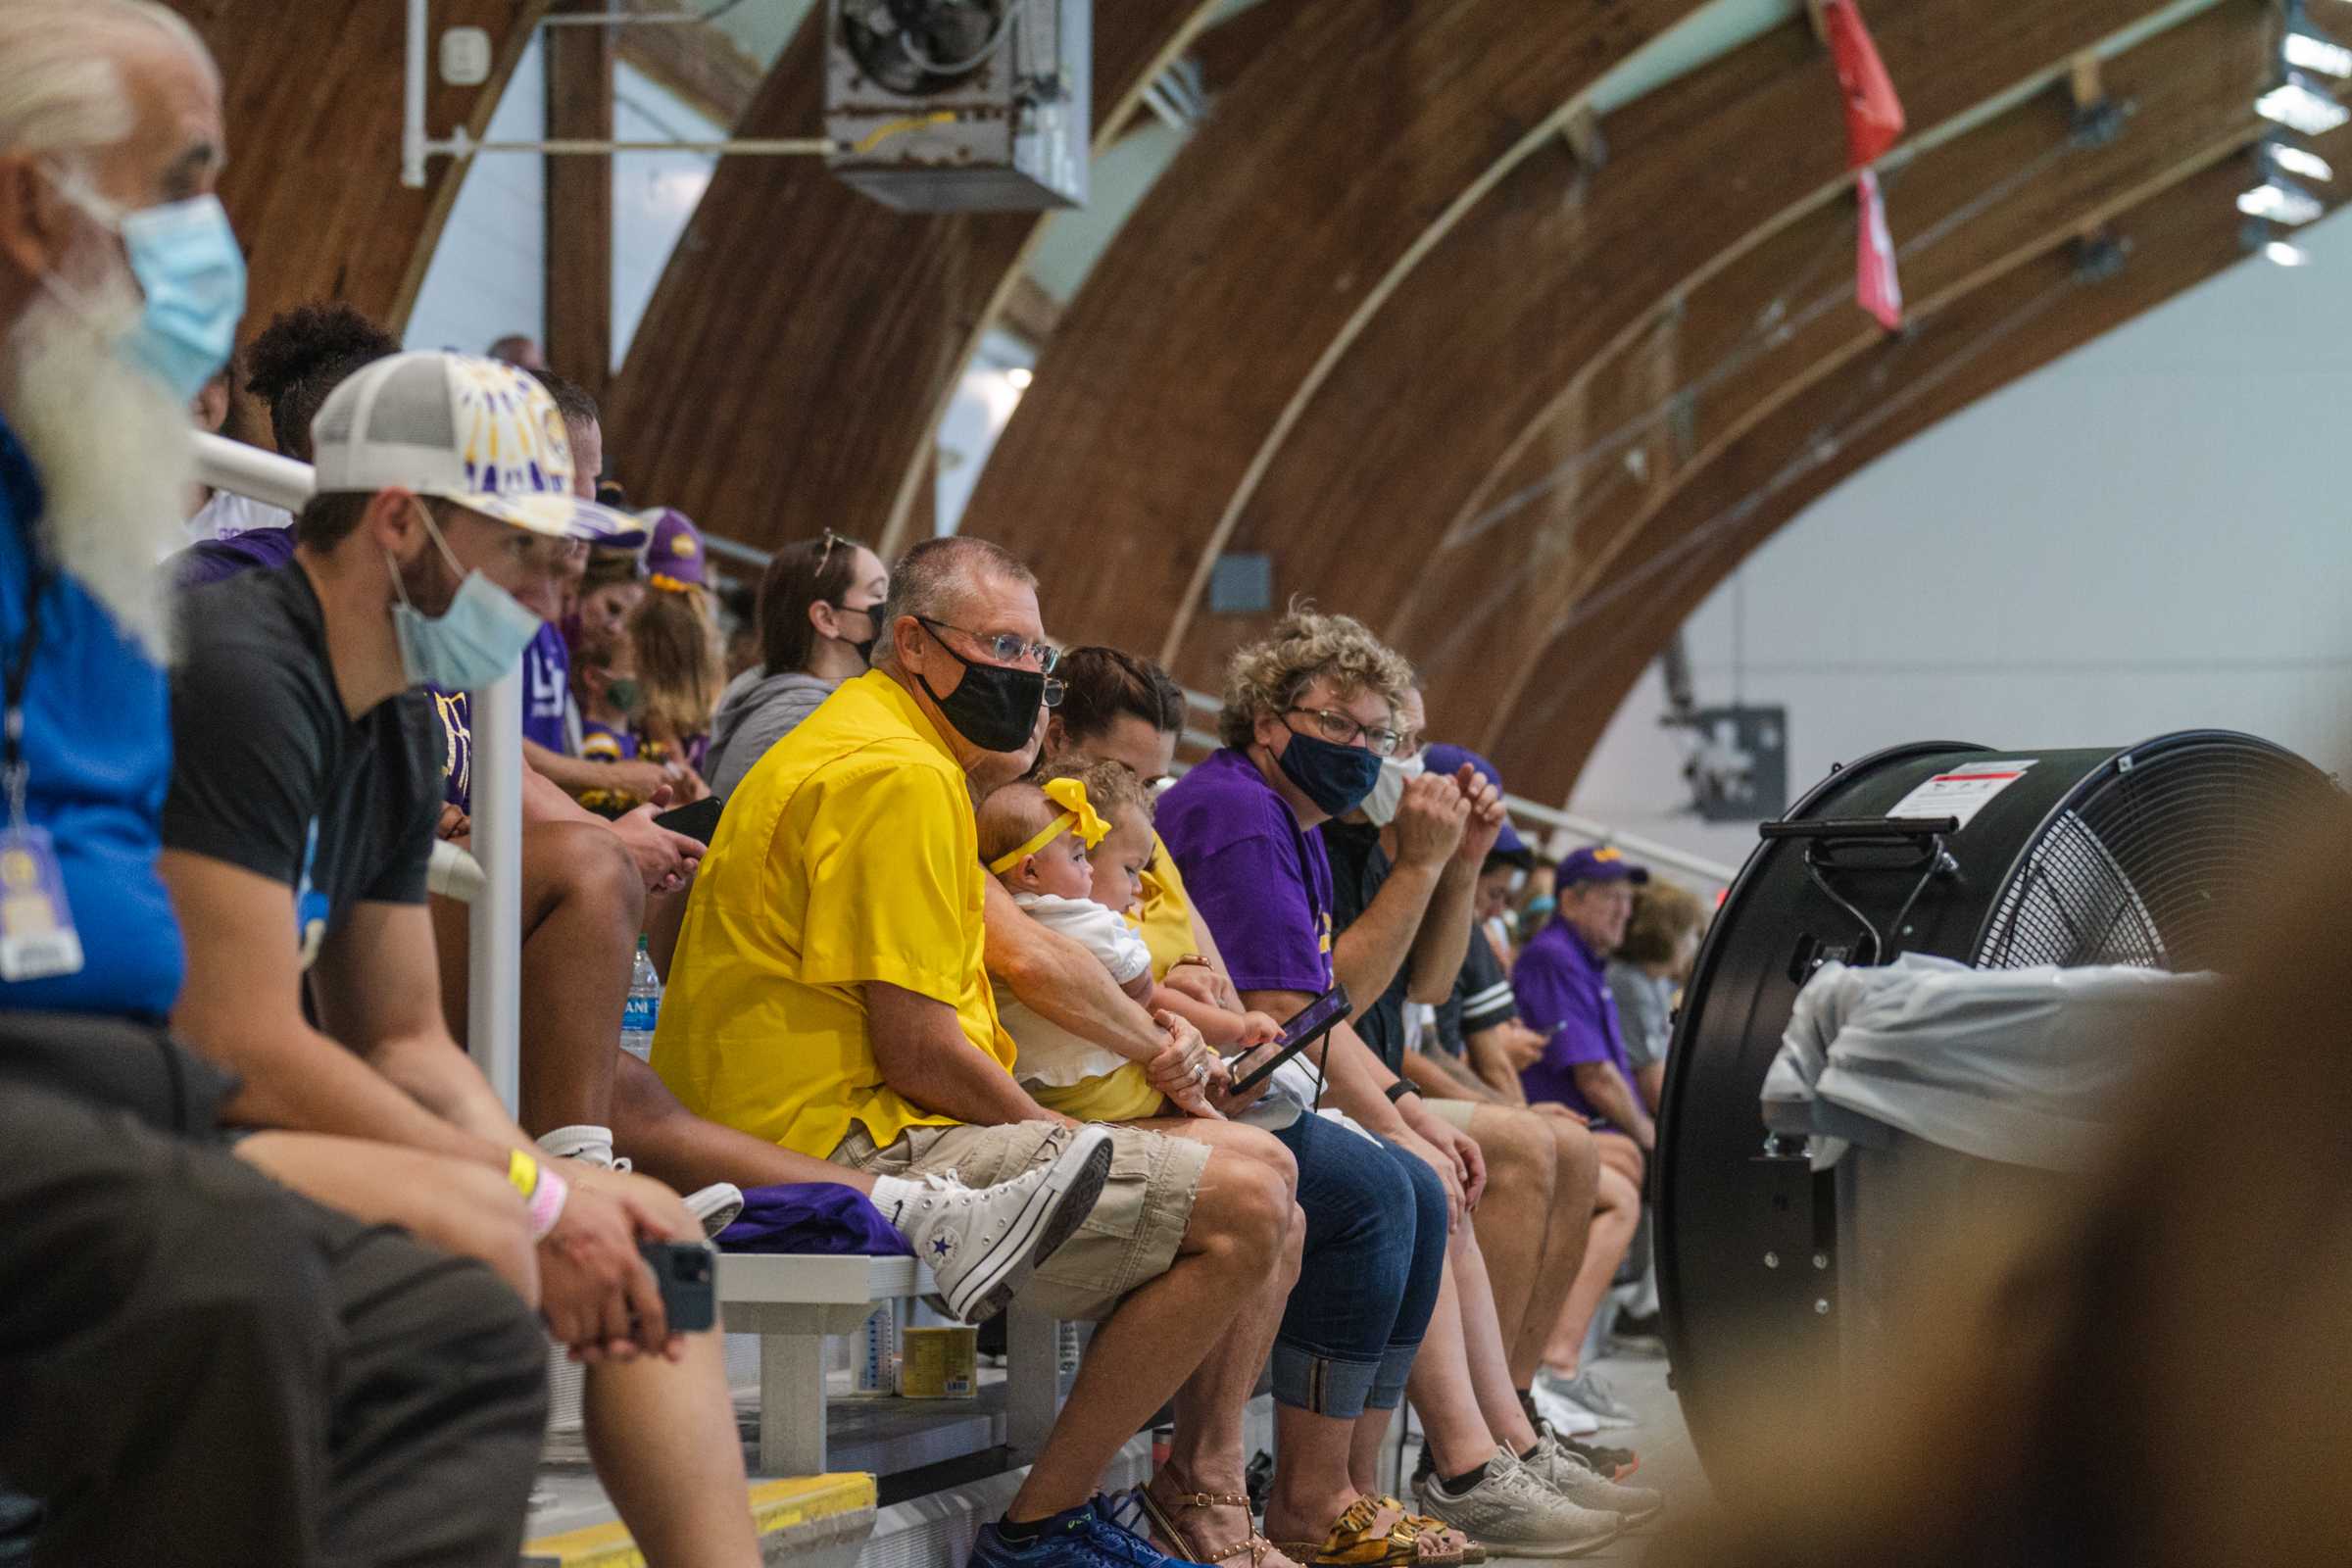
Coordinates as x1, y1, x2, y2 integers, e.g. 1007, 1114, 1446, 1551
1653, 730, 2337, 1472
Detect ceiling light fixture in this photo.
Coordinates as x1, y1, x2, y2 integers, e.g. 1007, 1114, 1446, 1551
2286, 28, 2352, 78
2258, 75, 2349, 135
2264, 238, 2312, 266
2239, 174, 2326, 224
2273, 143, 2336, 181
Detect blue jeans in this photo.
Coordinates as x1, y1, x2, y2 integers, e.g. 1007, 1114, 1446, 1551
1267, 1112, 1450, 1419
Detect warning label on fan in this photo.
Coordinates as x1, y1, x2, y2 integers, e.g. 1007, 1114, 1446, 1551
1887, 759, 2037, 831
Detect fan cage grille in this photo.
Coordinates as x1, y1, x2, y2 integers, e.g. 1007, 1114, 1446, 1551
1974, 743, 2331, 972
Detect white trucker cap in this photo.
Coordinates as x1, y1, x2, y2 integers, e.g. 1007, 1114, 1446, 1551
310, 351, 646, 549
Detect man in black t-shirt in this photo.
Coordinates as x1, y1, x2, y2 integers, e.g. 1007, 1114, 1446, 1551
160, 353, 766, 1567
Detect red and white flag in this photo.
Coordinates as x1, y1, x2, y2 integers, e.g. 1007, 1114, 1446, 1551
1855, 169, 1902, 331
1822, 0, 1904, 168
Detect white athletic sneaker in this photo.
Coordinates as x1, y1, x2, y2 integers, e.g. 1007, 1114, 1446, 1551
1520, 1425, 1665, 1529
537, 1124, 741, 1239
1529, 1377, 1603, 1437
870, 1125, 1115, 1323
683, 1182, 745, 1238
1413, 1446, 1621, 1559
1537, 1365, 1639, 1430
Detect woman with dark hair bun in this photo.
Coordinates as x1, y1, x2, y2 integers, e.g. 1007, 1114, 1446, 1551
705, 531, 888, 798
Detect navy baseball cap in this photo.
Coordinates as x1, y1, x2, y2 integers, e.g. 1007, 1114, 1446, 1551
1557, 844, 1649, 887
1423, 743, 1529, 859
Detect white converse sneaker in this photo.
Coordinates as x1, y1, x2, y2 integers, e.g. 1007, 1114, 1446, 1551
538, 1124, 628, 1169
1413, 1446, 1621, 1559
870, 1126, 1114, 1322
539, 1125, 739, 1238
683, 1182, 745, 1239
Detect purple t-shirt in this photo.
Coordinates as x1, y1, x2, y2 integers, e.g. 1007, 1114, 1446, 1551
172, 523, 297, 590
522, 622, 570, 754
1155, 748, 1334, 996
1513, 917, 1637, 1125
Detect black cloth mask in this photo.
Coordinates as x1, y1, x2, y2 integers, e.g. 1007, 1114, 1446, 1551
1274, 727, 1384, 816
916, 631, 1044, 754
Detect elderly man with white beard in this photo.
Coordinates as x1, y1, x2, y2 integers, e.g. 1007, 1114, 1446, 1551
0, 7, 557, 1565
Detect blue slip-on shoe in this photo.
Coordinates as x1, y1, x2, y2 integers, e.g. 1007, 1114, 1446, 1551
968, 1498, 1211, 1568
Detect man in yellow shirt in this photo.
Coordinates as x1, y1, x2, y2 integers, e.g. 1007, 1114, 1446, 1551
655, 538, 1300, 1568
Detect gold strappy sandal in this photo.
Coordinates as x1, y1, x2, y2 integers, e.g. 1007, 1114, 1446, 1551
1373, 1496, 1483, 1565
1137, 1484, 1276, 1568
1271, 1495, 1463, 1567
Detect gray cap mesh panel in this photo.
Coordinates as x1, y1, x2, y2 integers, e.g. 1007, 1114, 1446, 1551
365, 359, 459, 449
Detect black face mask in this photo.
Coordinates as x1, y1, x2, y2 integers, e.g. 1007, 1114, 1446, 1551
1273, 727, 1384, 816
916, 632, 1044, 754
828, 602, 878, 667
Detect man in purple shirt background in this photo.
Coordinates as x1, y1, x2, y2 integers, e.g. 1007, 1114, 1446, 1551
1513, 846, 1655, 1152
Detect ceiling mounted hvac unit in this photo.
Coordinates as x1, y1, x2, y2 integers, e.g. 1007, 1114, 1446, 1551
826, 0, 1090, 212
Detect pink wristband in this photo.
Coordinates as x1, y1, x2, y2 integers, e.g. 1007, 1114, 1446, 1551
527, 1165, 569, 1241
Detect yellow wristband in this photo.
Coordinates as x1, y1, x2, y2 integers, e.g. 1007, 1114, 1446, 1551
507, 1149, 541, 1200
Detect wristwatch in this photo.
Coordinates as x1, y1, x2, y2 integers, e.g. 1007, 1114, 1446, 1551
1384, 1080, 1417, 1105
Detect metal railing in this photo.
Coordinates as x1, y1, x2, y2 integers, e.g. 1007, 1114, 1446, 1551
193, 433, 524, 1108
1176, 690, 1738, 886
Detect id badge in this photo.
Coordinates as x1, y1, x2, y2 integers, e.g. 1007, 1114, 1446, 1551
0, 824, 84, 981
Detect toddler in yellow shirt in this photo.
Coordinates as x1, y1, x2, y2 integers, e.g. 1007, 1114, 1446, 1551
982, 763, 1276, 1121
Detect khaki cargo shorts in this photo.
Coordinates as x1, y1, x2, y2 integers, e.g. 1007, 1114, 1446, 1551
831, 1120, 1208, 1322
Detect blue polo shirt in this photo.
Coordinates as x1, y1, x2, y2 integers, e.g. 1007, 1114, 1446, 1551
1513, 916, 1633, 1125
0, 415, 183, 1017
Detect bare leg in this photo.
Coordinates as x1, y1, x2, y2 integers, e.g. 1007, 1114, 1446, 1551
1402, 1260, 1500, 1478
1449, 1224, 1541, 1453
1007, 1149, 1290, 1521
612, 1052, 878, 1196
1544, 1163, 1640, 1377
580, 1176, 761, 1568
1509, 1116, 1597, 1385
433, 821, 644, 1136
645, 878, 690, 984
1461, 1106, 1556, 1358
1155, 1201, 1307, 1568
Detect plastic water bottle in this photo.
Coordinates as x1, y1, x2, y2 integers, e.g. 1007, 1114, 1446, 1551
620, 938, 661, 1060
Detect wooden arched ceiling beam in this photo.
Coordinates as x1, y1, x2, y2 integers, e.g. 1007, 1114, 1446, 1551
601, 2, 1219, 549
167, 0, 551, 336
1482, 135, 2350, 808
1411, 0, 2279, 753
1189, 0, 2255, 699
956, 0, 1707, 656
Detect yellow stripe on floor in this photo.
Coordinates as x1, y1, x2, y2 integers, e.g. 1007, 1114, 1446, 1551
522, 1472, 878, 1566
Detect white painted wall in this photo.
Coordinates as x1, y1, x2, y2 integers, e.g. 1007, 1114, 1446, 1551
612, 66, 719, 373
1568, 207, 2352, 871
406, 33, 547, 356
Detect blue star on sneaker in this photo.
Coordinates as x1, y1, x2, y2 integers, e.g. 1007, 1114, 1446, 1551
930, 1234, 956, 1260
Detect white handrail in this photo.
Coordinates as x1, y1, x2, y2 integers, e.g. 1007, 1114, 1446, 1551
1178, 688, 1738, 885
193, 432, 523, 1110
675, 523, 1739, 885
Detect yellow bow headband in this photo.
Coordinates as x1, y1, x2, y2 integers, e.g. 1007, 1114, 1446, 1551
988, 777, 1110, 874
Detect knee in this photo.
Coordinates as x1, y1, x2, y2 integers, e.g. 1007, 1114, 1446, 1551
1227, 1123, 1298, 1200
1485, 1112, 1556, 1204
1205, 1152, 1291, 1269
1279, 1201, 1306, 1289
1550, 1119, 1599, 1201
1594, 1164, 1641, 1220
540, 822, 646, 929
1395, 1148, 1450, 1261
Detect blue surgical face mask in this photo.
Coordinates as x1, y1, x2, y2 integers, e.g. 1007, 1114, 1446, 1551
45, 171, 246, 403
387, 509, 546, 693
1273, 726, 1385, 817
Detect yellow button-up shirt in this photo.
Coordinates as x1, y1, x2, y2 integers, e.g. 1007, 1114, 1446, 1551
651, 669, 1016, 1157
